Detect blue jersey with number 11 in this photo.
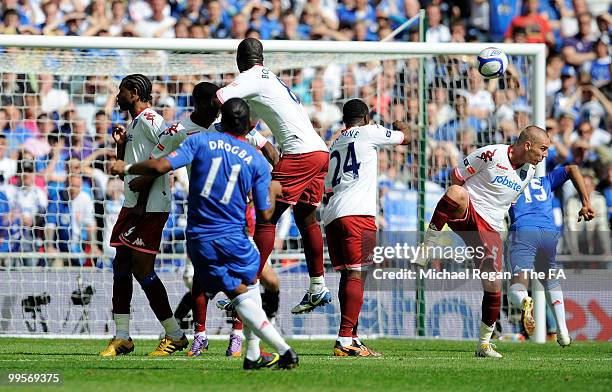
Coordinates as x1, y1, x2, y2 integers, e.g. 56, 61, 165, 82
166, 131, 271, 240
509, 166, 569, 231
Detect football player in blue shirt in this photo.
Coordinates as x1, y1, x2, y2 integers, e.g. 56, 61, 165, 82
111, 98, 298, 370
508, 164, 595, 347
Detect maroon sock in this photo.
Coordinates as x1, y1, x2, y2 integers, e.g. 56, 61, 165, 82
254, 223, 276, 276
339, 277, 364, 337
139, 272, 173, 321
430, 194, 460, 231
112, 271, 132, 314
192, 279, 207, 333
300, 223, 325, 278
352, 321, 359, 339
482, 291, 501, 327
231, 311, 243, 331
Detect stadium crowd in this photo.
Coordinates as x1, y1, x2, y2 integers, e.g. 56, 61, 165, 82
0, 0, 609, 266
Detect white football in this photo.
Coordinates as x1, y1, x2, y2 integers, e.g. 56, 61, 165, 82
477, 47, 509, 79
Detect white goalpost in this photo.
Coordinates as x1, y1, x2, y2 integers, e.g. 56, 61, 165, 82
0, 35, 548, 341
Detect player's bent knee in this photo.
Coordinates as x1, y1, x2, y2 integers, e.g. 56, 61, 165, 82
446, 185, 468, 205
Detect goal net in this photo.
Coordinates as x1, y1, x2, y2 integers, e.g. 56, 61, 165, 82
5, 37, 598, 341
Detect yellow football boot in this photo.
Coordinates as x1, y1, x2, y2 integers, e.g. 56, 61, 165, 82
99, 337, 135, 357
148, 335, 189, 357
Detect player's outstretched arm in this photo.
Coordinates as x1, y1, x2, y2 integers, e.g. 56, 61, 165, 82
392, 120, 412, 146
566, 165, 596, 222
110, 158, 173, 177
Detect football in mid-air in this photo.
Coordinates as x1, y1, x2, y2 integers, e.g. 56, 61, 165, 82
477, 47, 508, 79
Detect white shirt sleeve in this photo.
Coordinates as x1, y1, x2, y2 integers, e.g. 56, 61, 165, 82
152, 123, 188, 158
245, 128, 269, 149
454, 146, 494, 181
217, 72, 261, 103
366, 125, 404, 147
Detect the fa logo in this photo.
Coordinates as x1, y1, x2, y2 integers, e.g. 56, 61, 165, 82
519, 169, 527, 181
124, 226, 135, 238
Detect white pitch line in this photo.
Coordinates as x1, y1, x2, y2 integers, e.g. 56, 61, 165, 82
0, 357, 610, 362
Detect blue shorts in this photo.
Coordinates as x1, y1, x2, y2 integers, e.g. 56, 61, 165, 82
508, 228, 560, 275
186, 235, 260, 296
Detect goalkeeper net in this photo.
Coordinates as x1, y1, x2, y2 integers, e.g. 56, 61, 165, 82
5, 38, 595, 341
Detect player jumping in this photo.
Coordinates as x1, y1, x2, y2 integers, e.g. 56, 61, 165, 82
324, 99, 410, 356
415, 126, 550, 358
214, 38, 331, 314
508, 165, 594, 346
100, 74, 188, 357
112, 98, 299, 370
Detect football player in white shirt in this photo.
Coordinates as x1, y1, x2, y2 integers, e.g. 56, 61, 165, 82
101, 74, 187, 357
215, 38, 332, 314
415, 126, 550, 358
149, 82, 282, 358
324, 99, 410, 357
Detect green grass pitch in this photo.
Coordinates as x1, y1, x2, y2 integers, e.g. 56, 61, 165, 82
0, 338, 610, 392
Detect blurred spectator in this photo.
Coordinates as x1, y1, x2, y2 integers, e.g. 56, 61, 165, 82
109, 0, 129, 36
230, 12, 249, 39
305, 77, 342, 136
562, 11, 599, 67
552, 65, 579, 118
582, 39, 611, 86
5, 160, 47, 266
569, 118, 611, 148
461, 67, 495, 119
426, 4, 451, 43
0, 135, 17, 183
2, 106, 32, 158
38, 74, 69, 115
45, 173, 100, 266
206, 0, 230, 38
504, 0, 554, 45
564, 170, 610, 255
134, 0, 176, 38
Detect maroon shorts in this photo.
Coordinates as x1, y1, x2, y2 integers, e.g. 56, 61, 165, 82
446, 199, 502, 272
325, 215, 377, 270
272, 151, 329, 206
110, 207, 169, 255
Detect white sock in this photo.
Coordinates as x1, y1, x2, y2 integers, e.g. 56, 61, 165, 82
161, 317, 183, 340
113, 313, 130, 340
231, 329, 244, 338
424, 224, 442, 244
479, 321, 495, 345
337, 336, 353, 347
234, 288, 290, 355
308, 276, 326, 293
509, 283, 529, 307
546, 288, 569, 337
244, 325, 261, 361
353, 337, 362, 346
195, 331, 207, 339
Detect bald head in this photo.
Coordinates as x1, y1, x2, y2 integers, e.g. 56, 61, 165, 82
516, 125, 549, 145
513, 125, 550, 165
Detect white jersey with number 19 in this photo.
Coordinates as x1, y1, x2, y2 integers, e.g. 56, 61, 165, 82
323, 125, 404, 226
216, 65, 328, 155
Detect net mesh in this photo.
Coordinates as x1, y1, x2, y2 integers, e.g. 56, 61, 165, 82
3, 45, 588, 340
